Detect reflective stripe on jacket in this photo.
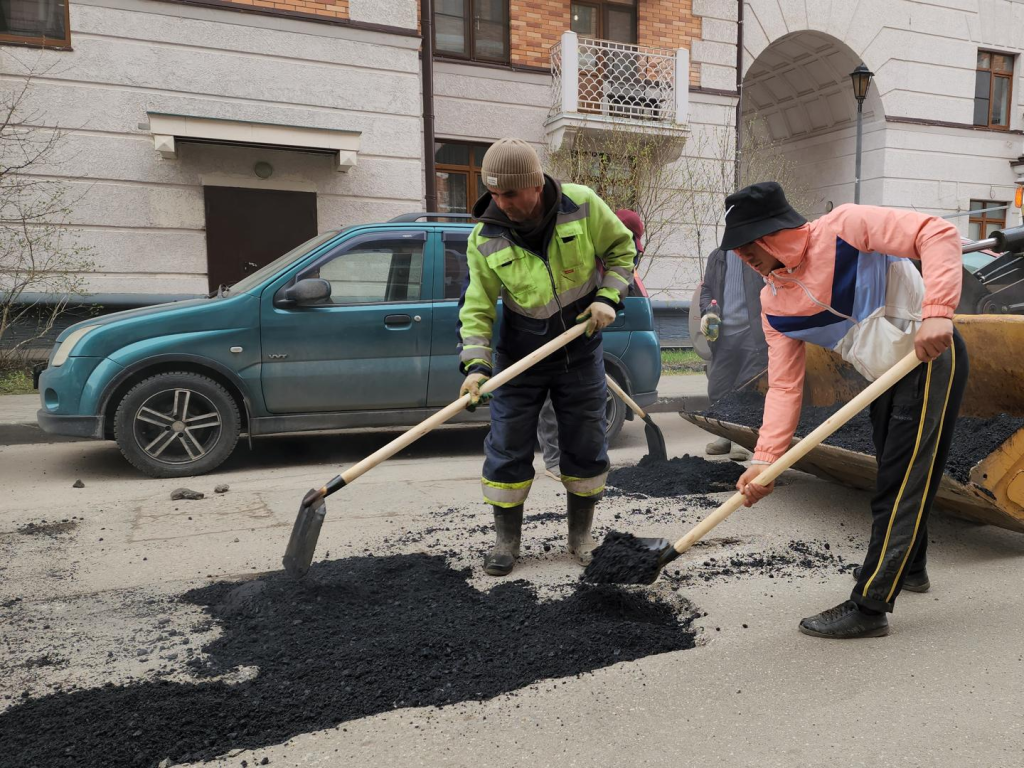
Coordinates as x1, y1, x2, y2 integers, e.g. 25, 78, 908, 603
458, 183, 636, 373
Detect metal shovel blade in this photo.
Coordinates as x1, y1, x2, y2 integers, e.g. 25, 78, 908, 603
613, 536, 682, 585
641, 415, 669, 462
641, 538, 683, 584
586, 534, 677, 585
282, 492, 327, 579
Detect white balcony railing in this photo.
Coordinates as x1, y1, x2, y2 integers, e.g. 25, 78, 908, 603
549, 32, 689, 126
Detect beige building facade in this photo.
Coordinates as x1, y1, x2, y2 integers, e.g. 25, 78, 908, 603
3, 0, 1023, 304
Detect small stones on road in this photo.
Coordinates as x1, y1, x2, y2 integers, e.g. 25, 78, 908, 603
72, 479, 85, 489
214, 484, 230, 494
170, 488, 204, 501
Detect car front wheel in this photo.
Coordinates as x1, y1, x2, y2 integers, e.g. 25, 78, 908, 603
604, 372, 627, 444
113, 372, 241, 478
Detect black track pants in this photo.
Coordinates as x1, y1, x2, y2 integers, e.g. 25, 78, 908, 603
852, 330, 969, 613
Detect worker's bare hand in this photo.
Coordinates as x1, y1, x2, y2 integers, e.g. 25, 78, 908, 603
914, 317, 954, 362
736, 464, 775, 507
576, 302, 617, 337
460, 372, 491, 411
699, 314, 712, 336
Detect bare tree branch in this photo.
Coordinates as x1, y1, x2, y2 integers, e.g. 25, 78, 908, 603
0, 51, 94, 369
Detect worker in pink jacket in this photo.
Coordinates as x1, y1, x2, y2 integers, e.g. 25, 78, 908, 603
722, 182, 969, 639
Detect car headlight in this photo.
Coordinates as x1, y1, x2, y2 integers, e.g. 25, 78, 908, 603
52, 325, 100, 367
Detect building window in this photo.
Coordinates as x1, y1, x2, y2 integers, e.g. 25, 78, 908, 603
435, 141, 491, 214
0, 0, 70, 47
570, 0, 637, 44
968, 200, 1007, 241
435, 0, 509, 63
974, 51, 1014, 129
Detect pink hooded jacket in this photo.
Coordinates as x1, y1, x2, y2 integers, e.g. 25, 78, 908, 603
751, 204, 962, 463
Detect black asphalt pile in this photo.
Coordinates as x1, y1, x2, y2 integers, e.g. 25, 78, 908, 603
583, 531, 669, 585
943, 414, 1024, 482
607, 454, 746, 498
701, 391, 1024, 483
0, 554, 697, 768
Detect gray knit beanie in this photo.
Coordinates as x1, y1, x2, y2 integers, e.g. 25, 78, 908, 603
480, 138, 544, 192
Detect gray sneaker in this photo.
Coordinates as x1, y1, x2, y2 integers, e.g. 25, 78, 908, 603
729, 445, 751, 461
706, 437, 731, 455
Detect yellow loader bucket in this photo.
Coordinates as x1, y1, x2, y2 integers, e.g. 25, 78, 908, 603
683, 314, 1024, 533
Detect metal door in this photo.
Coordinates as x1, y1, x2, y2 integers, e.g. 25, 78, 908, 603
204, 186, 317, 293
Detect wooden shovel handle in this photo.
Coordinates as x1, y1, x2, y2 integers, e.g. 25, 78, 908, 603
338, 323, 589, 485
671, 350, 922, 555
604, 373, 646, 418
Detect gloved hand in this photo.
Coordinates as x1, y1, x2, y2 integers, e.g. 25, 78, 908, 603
575, 302, 617, 337
460, 372, 492, 411
700, 314, 711, 336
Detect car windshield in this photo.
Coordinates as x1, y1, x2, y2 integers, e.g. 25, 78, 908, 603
225, 230, 340, 295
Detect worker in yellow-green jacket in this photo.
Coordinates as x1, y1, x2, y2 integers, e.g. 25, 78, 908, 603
457, 138, 636, 577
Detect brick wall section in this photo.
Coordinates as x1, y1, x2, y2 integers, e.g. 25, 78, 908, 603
512, 1, 702, 84
510, 1, 568, 68
638, 0, 702, 86
227, 0, 349, 21
409, 2, 704, 84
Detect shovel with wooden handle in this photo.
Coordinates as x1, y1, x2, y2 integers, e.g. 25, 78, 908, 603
282, 322, 590, 579
599, 350, 924, 584
604, 375, 668, 462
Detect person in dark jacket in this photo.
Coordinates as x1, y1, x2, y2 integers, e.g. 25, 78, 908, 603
699, 247, 769, 459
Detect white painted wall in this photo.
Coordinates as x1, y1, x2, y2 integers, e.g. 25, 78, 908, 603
349, 0, 417, 30
741, 0, 1024, 239
433, 60, 551, 154
13, 0, 1024, 301
881, 123, 1024, 229
4, 0, 424, 296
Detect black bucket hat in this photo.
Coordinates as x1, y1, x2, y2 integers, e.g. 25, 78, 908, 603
720, 181, 807, 251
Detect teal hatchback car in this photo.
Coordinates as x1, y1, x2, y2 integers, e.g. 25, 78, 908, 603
36, 214, 662, 477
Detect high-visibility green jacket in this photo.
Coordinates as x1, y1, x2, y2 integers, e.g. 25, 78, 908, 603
458, 182, 636, 374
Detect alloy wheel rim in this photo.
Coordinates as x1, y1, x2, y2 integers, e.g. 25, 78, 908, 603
604, 389, 617, 433
133, 388, 223, 465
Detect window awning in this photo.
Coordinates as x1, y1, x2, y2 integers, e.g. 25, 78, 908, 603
147, 113, 361, 172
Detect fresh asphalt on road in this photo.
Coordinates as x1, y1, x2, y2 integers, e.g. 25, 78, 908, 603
1, 412, 1022, 767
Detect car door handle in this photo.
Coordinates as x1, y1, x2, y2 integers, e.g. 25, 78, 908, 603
384, 314, 412, 328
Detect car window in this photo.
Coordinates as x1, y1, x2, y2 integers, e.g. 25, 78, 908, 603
312, 237, 425, 305
229, 230, 339, 295
443, 234, 469, 300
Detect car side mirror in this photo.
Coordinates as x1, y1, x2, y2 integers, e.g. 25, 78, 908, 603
278, 278, 331, 307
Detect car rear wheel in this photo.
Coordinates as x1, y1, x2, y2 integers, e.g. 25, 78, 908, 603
604, 372, 627, 444
114, 372, 240, 478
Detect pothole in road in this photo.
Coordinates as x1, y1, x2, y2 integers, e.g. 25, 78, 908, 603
0, 554, 700, 768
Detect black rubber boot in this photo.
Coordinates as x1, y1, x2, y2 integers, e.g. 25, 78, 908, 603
853, 565, 930, 593
484, 505, 522, 577
799, 600, 889, 639
567, 493, 597, 566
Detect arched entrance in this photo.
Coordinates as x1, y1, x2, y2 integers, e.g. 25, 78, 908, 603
740, 31, 885, 216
